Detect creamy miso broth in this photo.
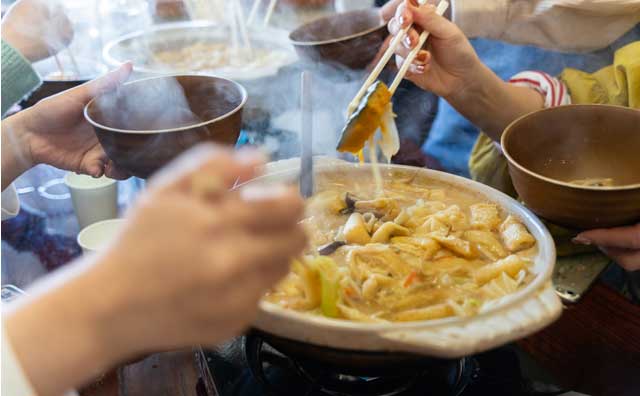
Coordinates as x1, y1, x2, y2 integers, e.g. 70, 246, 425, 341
264, 169, 538, 323
150, 42, 290, 73
569, 177, 615, 187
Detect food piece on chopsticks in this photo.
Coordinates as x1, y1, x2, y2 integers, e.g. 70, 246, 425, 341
337, 81, 393, 156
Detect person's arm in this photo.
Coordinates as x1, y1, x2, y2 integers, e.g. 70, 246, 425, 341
388, 1, 544, 141
1, 40, 41, 116
1, 113, 32, 190
452, 0, 640, 52
4, 145, 307, 396
444, 65, 544, 141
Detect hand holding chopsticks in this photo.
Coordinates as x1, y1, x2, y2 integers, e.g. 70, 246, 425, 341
346, 0, 449, 115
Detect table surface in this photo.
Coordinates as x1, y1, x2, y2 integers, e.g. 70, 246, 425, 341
79, 281, 639, 396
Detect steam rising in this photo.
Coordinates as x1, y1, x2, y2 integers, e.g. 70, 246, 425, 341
94, 77, 202, 131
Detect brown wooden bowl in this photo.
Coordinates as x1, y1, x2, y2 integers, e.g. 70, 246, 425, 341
23, 57, 108, 108
85, 75, 246, 179
502, 104, 640, 230
289, 8, 387, 70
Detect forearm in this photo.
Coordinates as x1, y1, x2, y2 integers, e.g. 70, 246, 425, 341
3, 258, 127, 396
445, 63, 544, 142
1, 113, 33, 190
452, 0, 640, 52
1, 40, 41, 116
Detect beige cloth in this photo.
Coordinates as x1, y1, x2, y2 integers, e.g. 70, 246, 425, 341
453, 0, 640, 52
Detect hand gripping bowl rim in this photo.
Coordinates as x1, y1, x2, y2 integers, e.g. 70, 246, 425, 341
245, 162, 561, 357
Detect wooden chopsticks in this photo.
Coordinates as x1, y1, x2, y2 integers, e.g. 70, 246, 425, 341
346, 0, 449, 115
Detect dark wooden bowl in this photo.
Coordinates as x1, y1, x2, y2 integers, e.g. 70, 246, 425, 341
85, 75, 246, 179
502, 104, 640, 230
23, 57, 108, 108
289, 8, 387, 70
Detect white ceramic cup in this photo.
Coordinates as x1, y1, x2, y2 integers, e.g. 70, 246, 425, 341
64, 173, 118, 230
77, 218, 126, 255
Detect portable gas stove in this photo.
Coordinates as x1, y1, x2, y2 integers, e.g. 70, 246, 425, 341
195, 333, 567, 396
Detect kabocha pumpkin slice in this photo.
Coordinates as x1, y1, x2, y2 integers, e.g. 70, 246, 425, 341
337, 81, 392, 154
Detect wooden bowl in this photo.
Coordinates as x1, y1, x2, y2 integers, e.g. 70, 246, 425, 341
23, 57, 108, 108
289, 8, 387, 70
85, 75, 246, 179
502, 104, 640, 230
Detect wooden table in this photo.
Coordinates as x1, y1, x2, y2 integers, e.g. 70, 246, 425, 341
83, 281, 640, 396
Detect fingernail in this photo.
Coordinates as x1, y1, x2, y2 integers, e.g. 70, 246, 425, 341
572, 236, 591, 246
416, 51, 428, 63
398, 15, 404, 25
415, 65, 426, 74
403, 36, 412, 49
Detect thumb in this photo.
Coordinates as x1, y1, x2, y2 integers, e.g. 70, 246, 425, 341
574, 224, 640, 249
71, 62, 133, 104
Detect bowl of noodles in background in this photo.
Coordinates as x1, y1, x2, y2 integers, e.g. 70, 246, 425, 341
502, 104, 640, 230
22, 55, 108, 107
289, 8, 387, 70
239, 161, 561, 361
103, 21, 297, 120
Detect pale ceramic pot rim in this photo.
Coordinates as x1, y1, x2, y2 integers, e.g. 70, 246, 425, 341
102, 21, 297, 80
289, 8, 385, 46
244, 163, 557, 332
77, 218, 125, 253
64, 172, 117, 190
83, 74, 247, 135
501, 104, 640, 191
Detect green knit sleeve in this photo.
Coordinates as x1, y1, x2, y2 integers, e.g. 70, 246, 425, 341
1, 40, 41, 117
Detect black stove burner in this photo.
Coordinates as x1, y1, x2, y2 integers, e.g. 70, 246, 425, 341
244, 333, 471, 396
197, 336, 567, 396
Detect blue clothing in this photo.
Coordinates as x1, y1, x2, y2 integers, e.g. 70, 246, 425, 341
423, 24, 640, 177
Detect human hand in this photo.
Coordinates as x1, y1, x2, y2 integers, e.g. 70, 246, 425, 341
574, 224, 640, 271
90, 144, 307, 355
3, 145, 307, 396
1, 0, 73, 62
387, 0, 481, 99
9, 63, 133, 179
381, 0, 451, 22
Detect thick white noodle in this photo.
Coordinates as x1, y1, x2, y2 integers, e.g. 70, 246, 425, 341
368, 136, 384, 197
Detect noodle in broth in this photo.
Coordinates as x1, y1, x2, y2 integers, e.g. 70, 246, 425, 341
264, 170, 539, 322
